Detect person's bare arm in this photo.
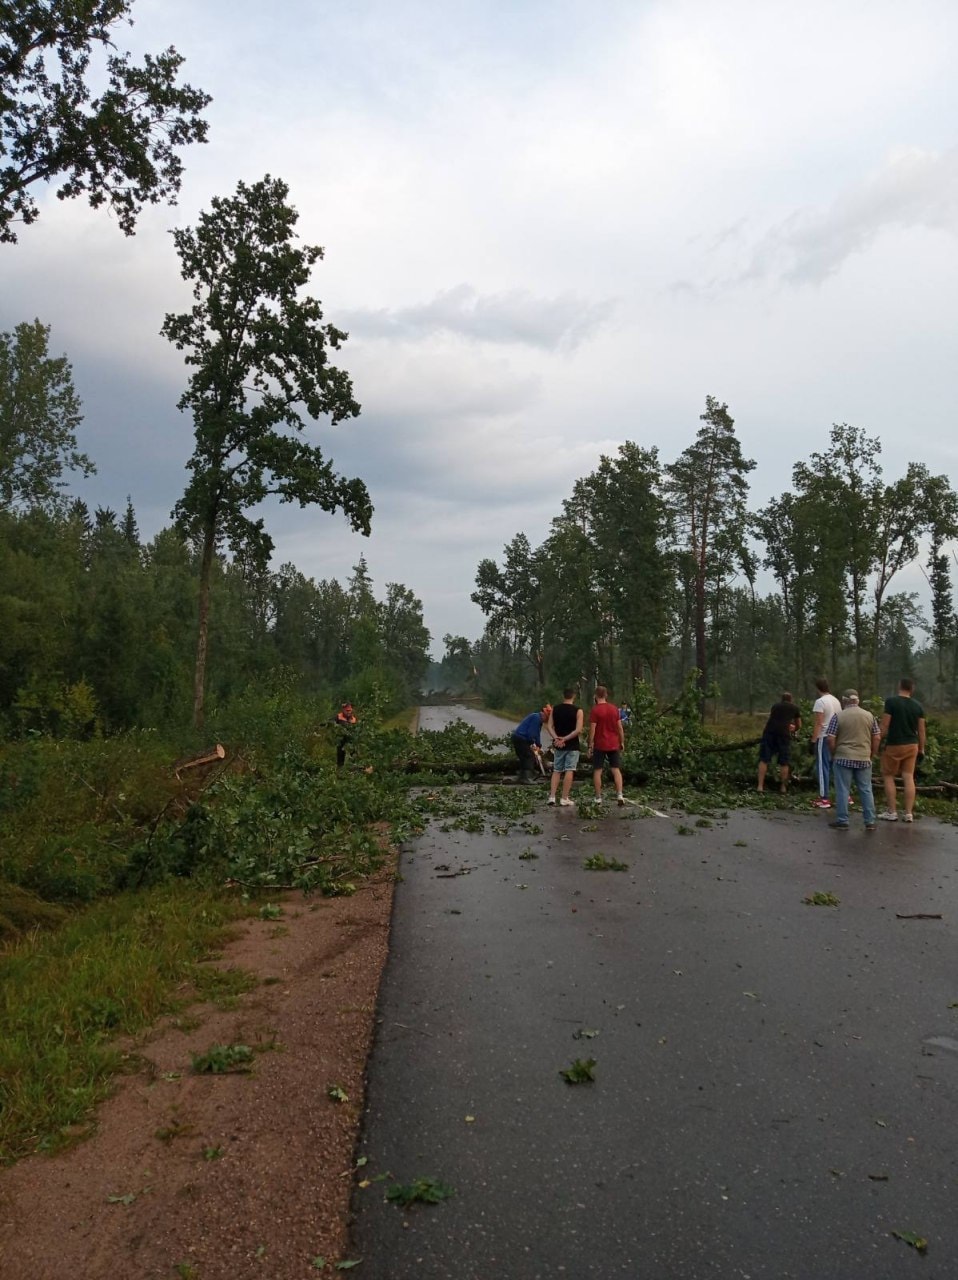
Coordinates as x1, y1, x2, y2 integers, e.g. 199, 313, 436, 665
879, 712, 891, 742
918, 716, 926, 753
812, 709, 825, 742
618, 718, 625, 750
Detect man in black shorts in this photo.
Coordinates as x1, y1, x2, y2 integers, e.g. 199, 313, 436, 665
757, 691, 801, 793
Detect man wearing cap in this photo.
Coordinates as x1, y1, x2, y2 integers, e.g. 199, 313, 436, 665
335, 701, 357, 768
511, 705, 553, 784
824, 690, 880, 830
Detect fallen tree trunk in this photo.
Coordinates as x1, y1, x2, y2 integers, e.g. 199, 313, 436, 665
173, 743, 226, 778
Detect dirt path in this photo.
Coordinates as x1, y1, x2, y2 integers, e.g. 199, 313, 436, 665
0, 860, 396, 1280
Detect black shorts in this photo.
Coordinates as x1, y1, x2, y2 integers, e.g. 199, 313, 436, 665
758, 733, 791, 765
592, 748, 621, 770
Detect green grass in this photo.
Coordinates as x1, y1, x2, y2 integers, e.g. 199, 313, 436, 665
0, 882, 251, 1164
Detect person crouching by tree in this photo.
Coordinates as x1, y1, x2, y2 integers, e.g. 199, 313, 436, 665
756, 691, 801, 794
589, 685, 625, 806
511, 706, 552, 784
547, 689, 583, 806
334, 701, 357, 768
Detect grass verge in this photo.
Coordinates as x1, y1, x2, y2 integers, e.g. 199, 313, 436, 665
0, 881, 251, 1165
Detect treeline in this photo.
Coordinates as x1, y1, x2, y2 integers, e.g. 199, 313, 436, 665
0, 503, 430, 736
440, 399, 958, 714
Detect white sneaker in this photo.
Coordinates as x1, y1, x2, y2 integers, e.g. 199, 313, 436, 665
593, 794, 603, 803
616, 794, 625, 807
902, 812, 914, 823
546, 796, 556, 806
879, 811, 898, 822
559, 798, 575, 807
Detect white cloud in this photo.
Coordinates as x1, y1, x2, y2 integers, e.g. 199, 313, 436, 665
744, 147, 958, 285
341, 284, 617, 351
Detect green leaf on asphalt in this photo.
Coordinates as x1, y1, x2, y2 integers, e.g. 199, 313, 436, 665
891, 1230, 927, 1253
560, 1057, 596, 1084
386, 1176, 455, 1207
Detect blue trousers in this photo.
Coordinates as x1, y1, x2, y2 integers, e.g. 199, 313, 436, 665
833, 763, 876, 826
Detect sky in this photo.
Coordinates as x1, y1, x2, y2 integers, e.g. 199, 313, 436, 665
4, 0, 958, 655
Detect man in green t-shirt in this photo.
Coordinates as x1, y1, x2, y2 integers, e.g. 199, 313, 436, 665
879, 677, 926, 823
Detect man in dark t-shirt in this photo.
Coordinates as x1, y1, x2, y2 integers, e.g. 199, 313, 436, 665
757, 692, 801, 793
547, 688, 584, 806
879, 677, 926, 822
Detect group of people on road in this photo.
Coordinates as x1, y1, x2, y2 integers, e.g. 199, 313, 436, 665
511, 686, 626, 805
757, 677, 927, 831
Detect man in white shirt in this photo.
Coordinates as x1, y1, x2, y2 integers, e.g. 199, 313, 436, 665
811, 678, 842, 809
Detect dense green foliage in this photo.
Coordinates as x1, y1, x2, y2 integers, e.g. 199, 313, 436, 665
463, 406, 958, 715
0, 499, 429, 736
162, 175, 371, 727
1, 0, 210, 242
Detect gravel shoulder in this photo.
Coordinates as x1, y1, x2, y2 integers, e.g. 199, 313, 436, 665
0, 858, 396, 1280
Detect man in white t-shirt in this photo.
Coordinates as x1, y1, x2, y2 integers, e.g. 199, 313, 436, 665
811, 677, 842, 808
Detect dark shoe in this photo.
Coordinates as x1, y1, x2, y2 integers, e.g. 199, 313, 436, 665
865, 823, 876, 831
828, 821, 849, 829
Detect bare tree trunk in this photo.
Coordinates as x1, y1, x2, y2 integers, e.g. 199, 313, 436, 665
192, 523, 216, 731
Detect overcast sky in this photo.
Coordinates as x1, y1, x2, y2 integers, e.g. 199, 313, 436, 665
4, 0, 958, 653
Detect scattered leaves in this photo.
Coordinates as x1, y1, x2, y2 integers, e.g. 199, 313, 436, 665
559, 1057, 597, 1084
803, 891, 840, 907
385, 1176, 455, 1208
190, 1044, 254, 1074
327, 1084, 349, 1104
891, 1230, 927, 1253
573, 1028, 600, 1040
583, 854, 629, 872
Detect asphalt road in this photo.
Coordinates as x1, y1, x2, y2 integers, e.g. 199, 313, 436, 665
352, 720, 958, 1278
417, 704, 550, 753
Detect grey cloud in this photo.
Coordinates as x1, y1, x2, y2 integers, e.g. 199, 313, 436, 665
340, 283, 617, 351
746, 147, 958, 285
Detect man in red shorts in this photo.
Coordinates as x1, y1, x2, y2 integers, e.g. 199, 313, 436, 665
588, 685, 626, 806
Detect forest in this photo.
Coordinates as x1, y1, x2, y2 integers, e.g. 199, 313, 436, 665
435, 400, 958, 718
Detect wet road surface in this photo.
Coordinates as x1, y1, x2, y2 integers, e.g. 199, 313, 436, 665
352, 722, 958, 1278
417, 704, 550, 755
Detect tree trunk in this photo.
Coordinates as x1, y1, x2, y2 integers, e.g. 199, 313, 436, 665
192, 522, 217, 731
694, 568, 708, 720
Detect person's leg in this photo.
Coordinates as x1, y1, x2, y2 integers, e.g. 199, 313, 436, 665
514, 735, 534, 783
882, 750, 898, 816
856, 765, 876, 826
815, 739, 831, 804
831, 764, 851, 825
611, 766, 624, 802
779, 762, 790, 793
757, 761, 768, 792
548, 766, 560, 801
561, 769, 575, 801
900, 748, 918, 818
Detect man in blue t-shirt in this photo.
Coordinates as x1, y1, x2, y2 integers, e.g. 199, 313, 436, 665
511, 706, 552, 784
